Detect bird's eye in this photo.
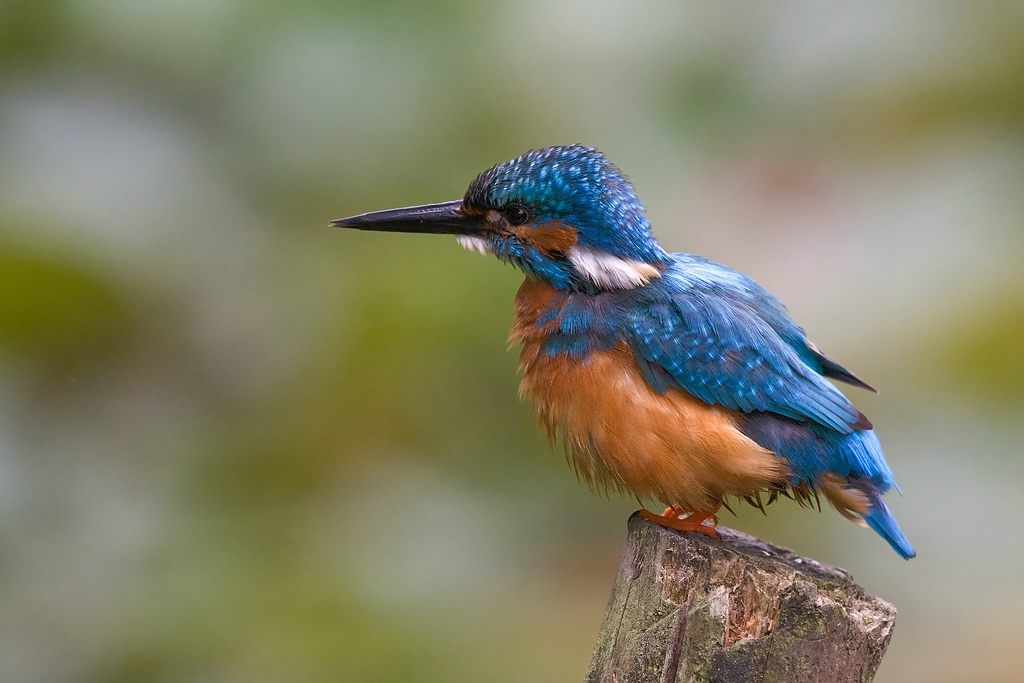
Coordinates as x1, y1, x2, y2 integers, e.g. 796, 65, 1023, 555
503, 205, 530, 226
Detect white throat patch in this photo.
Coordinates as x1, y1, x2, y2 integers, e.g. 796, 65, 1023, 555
456, 235, 492, 255
458, 235, 658, 290
567, 245, 660, 290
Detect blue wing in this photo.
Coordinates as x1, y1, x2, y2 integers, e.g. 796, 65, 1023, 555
625, 255, 865, 435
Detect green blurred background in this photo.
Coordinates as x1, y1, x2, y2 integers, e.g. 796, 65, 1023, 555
1, 1, 1022, 681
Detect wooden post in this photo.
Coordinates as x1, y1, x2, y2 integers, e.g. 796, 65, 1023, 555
586, 513, 897, 683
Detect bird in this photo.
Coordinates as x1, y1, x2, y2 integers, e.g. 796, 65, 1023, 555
331, 144, 915, 559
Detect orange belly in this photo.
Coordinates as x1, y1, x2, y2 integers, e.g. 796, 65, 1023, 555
511, 278, 788, 510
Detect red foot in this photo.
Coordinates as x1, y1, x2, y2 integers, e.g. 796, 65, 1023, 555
639, 502, 722, 538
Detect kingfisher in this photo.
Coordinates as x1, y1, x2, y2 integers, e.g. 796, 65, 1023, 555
331, 145, 915, 559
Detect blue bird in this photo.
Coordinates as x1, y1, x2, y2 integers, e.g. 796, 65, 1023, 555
331, 145, 915, 559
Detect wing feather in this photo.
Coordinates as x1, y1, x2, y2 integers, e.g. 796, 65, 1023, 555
626, 257, 863, 434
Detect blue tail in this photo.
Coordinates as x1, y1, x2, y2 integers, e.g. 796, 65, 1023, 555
864, 491, 916, 559
738, 413, 915, 558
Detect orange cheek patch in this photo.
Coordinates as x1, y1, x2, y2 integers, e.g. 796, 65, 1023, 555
458, 204, 486, 219
510, 221, 578, 256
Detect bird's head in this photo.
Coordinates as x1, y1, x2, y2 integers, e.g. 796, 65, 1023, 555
332, 145, 671, 292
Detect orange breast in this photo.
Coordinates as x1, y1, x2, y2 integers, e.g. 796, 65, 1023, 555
511, 278, 789, 510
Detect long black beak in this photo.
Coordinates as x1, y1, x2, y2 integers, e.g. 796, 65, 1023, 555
330, 200, 484, 235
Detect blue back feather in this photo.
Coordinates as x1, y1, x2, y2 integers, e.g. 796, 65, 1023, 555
536, 254, 865, 436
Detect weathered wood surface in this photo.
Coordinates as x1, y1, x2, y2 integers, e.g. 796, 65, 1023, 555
586, 513, 897, 683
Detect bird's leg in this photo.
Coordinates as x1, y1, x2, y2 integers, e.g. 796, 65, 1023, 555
660, 503, 687, 518
639, 502, 722, 538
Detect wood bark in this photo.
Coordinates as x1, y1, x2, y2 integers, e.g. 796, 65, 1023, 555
585, 513, 897, 683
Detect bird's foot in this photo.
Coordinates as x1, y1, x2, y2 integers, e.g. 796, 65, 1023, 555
639, 503, 722, 538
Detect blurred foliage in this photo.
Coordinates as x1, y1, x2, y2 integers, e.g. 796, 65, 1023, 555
197, 238, 530, 508
0, 238, 136, 371
0, 1, 67, 66
940, 290, 1024, 405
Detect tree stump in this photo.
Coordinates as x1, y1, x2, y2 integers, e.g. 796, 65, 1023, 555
585, 513, 897, 683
